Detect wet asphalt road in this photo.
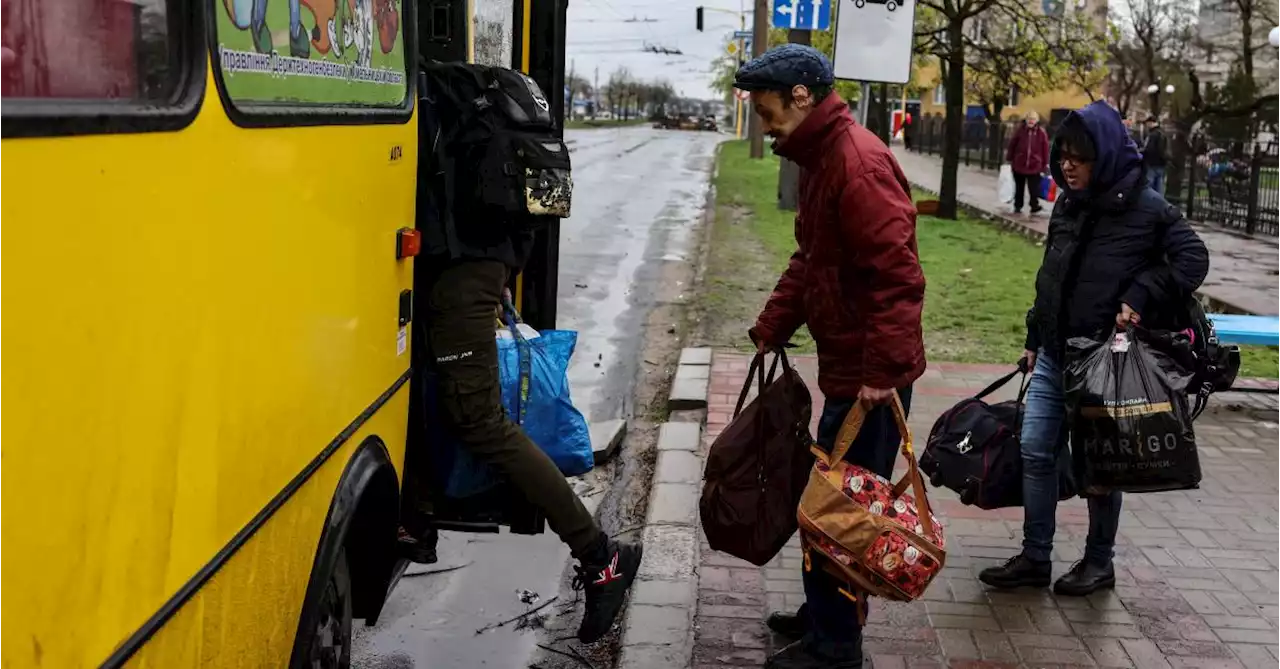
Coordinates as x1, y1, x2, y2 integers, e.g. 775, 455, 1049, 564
351, 126, 723, 669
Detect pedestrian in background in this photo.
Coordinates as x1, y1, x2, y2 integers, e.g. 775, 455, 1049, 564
1143, 115, 1169, 194
980, 100, 1208, 597
734, 44, 927, 669
1006, 111, 1051, 215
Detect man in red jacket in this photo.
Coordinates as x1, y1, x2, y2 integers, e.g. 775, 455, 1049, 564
734, 45, 927, 669
1006, 111, 1051, 215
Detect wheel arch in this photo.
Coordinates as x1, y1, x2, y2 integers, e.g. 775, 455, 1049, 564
288, 435, 401, 669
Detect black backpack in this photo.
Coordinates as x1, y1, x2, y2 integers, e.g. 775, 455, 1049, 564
1160, 297, 1241, 420
420, 61, 573, 226
920, 362, 1077, 510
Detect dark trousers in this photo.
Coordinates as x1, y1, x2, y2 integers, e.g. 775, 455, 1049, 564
420, 259, 600, 555
799, 386, 914, 660
1013, 171, 1041, 212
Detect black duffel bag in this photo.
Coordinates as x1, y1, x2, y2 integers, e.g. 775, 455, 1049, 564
920, 361, 1076, 509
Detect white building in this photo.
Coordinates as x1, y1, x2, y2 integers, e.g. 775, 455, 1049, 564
1193, 0, 1278, 95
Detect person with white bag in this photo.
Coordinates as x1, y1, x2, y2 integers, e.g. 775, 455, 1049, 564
1005, 111, 1051, 215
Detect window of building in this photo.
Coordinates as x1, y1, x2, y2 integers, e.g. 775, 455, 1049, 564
933, 85, 945, 105
1009, 85, 1021, 107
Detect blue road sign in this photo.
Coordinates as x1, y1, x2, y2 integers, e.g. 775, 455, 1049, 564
733, 29, 754, 39
772, 0, 831, 31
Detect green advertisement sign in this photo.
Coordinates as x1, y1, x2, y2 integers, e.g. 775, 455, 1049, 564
216, 0, 406, 107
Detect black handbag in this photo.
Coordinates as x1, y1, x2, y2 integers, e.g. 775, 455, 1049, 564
920, 361, 1077, 509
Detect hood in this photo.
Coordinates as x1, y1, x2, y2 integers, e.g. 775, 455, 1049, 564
773, 93, 850, 168
1050, 100, 1144, 201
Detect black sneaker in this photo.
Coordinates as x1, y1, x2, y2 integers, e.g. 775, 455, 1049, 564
766, 608, 808, 641
766, 640, 867, 669
574, 539, 643, 643
397, 526, 439, 565
1030, 206, 1043, 215
1054, 560, 1115, 597
978, 554, 1051, 589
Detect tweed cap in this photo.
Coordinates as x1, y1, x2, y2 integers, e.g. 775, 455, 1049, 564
733, 44, 835, 92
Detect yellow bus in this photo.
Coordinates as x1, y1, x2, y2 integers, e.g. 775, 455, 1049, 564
1, 1, 567, 666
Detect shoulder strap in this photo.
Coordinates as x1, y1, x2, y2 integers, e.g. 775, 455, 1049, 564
974, 363, 1027, 401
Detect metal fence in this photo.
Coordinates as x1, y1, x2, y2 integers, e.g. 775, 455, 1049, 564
1173, 137, 1279, 236
905, 115, 1280, 236
907, 115, 1024, 172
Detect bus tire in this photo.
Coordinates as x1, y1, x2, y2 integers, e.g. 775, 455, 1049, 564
302, 547, 353, 669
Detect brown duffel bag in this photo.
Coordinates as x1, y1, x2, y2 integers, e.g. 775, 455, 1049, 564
799, 392, 946, 602
700, 350, 814, 566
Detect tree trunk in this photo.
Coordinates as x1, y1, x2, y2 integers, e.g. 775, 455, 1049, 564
1166, 114, 1201, 209
939, 20, 966, 220
986, 102, 1005, 167
1240, 2, 1254, 84
778, 29, 812, 211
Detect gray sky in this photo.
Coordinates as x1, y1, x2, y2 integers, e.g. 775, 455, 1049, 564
566, 0, 751, 99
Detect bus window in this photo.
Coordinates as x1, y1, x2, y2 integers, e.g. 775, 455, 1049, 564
211, 0, 409, 111
1, 0, 177, 101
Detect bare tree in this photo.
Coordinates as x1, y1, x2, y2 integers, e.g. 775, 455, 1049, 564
1162, 0, 1280, 203
1114, 0, 1196, 112
913, 0, 1109, 219
603, 66, 632, 117
1103, 41, 1147, 117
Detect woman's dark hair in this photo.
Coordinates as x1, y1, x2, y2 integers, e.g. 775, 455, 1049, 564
1054, 121, 1097, 162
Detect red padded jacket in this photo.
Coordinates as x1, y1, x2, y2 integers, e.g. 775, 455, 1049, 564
749, 94, 927, 398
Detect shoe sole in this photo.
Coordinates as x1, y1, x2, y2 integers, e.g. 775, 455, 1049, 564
1054, 576, 1116, 597
978, 574, 1050, 590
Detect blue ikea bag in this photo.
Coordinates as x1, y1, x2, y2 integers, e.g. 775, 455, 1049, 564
426, 305, 594, 499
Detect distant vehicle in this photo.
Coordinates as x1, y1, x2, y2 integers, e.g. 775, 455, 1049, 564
855, 0, 905, 10
698, 116, 719, 132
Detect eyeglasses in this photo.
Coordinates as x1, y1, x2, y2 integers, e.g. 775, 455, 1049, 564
1059, 153, 1090, 168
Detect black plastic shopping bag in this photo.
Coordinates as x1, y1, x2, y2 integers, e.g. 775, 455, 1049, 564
1064, 329, 1200, 495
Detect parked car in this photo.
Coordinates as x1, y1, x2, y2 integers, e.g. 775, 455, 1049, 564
698, 115, 719, 132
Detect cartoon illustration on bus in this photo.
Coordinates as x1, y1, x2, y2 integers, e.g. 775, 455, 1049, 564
223, 0, 399, 64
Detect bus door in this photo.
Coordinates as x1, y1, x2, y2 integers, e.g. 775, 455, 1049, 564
407, 0, 569, 535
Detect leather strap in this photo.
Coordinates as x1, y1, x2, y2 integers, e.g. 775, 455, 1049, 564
829, 392, 937, 538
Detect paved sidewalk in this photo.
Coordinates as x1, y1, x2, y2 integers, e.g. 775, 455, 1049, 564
693, 351, 1279, 669
891, 147, 1280, 318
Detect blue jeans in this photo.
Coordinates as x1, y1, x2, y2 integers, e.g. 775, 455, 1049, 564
800, 386, 913, 659
1021, 351, 1122, 565
1148, 166, 1166, 194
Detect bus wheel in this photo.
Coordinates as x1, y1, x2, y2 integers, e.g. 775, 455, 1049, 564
305, 548, 353, 669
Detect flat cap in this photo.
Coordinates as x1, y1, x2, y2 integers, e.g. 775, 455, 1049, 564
733, 44, 835, 92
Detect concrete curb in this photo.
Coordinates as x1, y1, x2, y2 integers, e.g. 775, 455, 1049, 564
668, 347, 713, 410
617, 351, 710, 669
590, 418, 627, 465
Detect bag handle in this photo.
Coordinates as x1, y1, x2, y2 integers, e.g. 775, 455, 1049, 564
732, 349, 794, 417
826, 392, 937, 540
500, 296, 531, 426
974, 357, 1029, 401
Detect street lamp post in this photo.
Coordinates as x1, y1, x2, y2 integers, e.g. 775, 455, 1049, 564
1146, 82, 1175, 118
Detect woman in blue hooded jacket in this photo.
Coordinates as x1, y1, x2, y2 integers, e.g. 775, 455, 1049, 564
979, 101, 1209, 596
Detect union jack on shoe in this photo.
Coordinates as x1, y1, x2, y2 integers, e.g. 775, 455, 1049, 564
573, 539, 643, 643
